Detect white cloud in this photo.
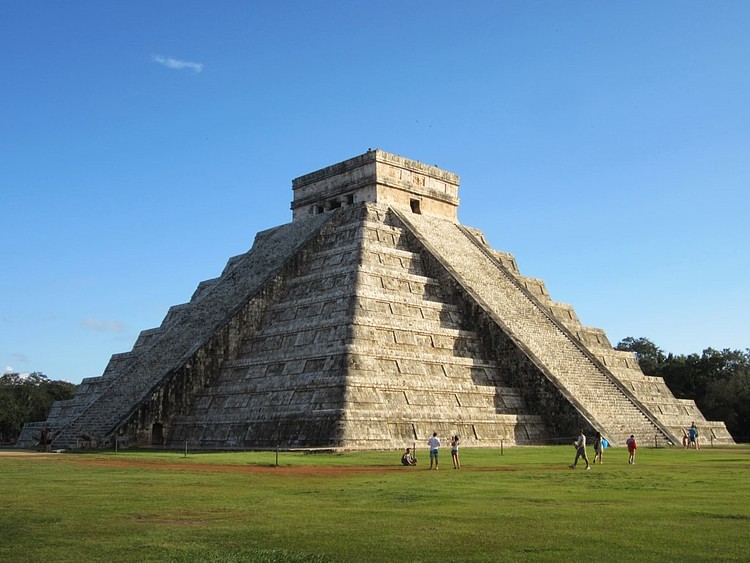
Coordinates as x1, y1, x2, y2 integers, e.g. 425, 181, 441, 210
152, 54, 204, 73
81, 318, 125, 333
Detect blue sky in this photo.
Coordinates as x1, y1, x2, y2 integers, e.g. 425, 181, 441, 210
2, 2, 749, 384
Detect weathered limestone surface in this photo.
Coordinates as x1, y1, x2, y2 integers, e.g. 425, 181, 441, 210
18, 214, 334, 449
18, 150, 733, 450
160, 204, 544, 449
292, 150, 459, 222
490, 260, 734, 444
393, 210, 722, 446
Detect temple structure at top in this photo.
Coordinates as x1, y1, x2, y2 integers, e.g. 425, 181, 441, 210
291, 149, 459, 221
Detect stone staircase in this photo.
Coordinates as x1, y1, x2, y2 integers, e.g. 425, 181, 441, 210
165, 203, 545, 449
484, 244, 734, 445
165, 210, 361, 448
46, 213, 334, 449
394, 208, 677, 446
340, 204, 546, 447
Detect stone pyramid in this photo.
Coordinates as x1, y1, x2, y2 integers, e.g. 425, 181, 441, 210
19, 150, 734, 450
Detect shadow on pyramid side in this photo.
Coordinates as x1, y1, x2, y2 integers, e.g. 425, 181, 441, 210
18, 150, 734, 450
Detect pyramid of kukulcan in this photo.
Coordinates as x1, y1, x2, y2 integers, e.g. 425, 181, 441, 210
19, 150, 734, 450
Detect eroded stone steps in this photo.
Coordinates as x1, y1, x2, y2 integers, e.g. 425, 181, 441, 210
50, 212, 336, 448
394, 210, 672, 446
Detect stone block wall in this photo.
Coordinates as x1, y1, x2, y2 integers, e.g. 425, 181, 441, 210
448, 221, 733, 445
393, 208, 680, 446
163, 208, 361, 448
42, 212, 334, 449
163, 202, 548, 449
338, 205, 546, 448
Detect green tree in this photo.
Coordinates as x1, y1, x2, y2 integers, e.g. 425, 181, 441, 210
616, 339, 750, 442
660, 348, 750, 401
615, 336, 666, 376
0, 372, 77, 444
702, 368, 750, 441
693, 349, 750, 441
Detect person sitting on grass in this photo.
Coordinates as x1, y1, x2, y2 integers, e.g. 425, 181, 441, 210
401, 448, 417, 466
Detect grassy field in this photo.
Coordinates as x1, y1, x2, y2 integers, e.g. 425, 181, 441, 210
1, 445, 748, 562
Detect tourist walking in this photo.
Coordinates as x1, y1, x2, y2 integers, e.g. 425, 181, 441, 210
626, 434, 637, 464
688, 422, 700, 449
427, 432, 441, 470
450, 435, 461, 469
593, 431, 604, 464
569, 429, 590, 470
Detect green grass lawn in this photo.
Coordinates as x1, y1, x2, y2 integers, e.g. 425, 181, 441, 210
1, 445, 748, 562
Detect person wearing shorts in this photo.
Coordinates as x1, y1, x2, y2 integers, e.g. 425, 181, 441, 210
427, 432, 441, 470
593, 431, 604, 464
451, 435, 461, 469
569, 429, 591, 470
626, 434, 637, 464
688, 422, 700, 450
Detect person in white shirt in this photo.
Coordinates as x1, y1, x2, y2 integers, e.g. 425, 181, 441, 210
569, 429, 591, 470
427, 432, 441, 470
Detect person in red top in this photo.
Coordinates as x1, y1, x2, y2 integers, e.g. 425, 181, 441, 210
626, 435, 637, 464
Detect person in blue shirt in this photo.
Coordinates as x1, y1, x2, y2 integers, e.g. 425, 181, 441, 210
688, 422, 700, 450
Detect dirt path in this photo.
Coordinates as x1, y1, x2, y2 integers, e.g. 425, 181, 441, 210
0, 449, 408, 476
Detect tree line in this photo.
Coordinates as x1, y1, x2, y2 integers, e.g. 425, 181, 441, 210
0, 372, 77, 444
616, 337, 750, 442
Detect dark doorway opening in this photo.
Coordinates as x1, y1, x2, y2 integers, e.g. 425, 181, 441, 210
152, 423, 163, 445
